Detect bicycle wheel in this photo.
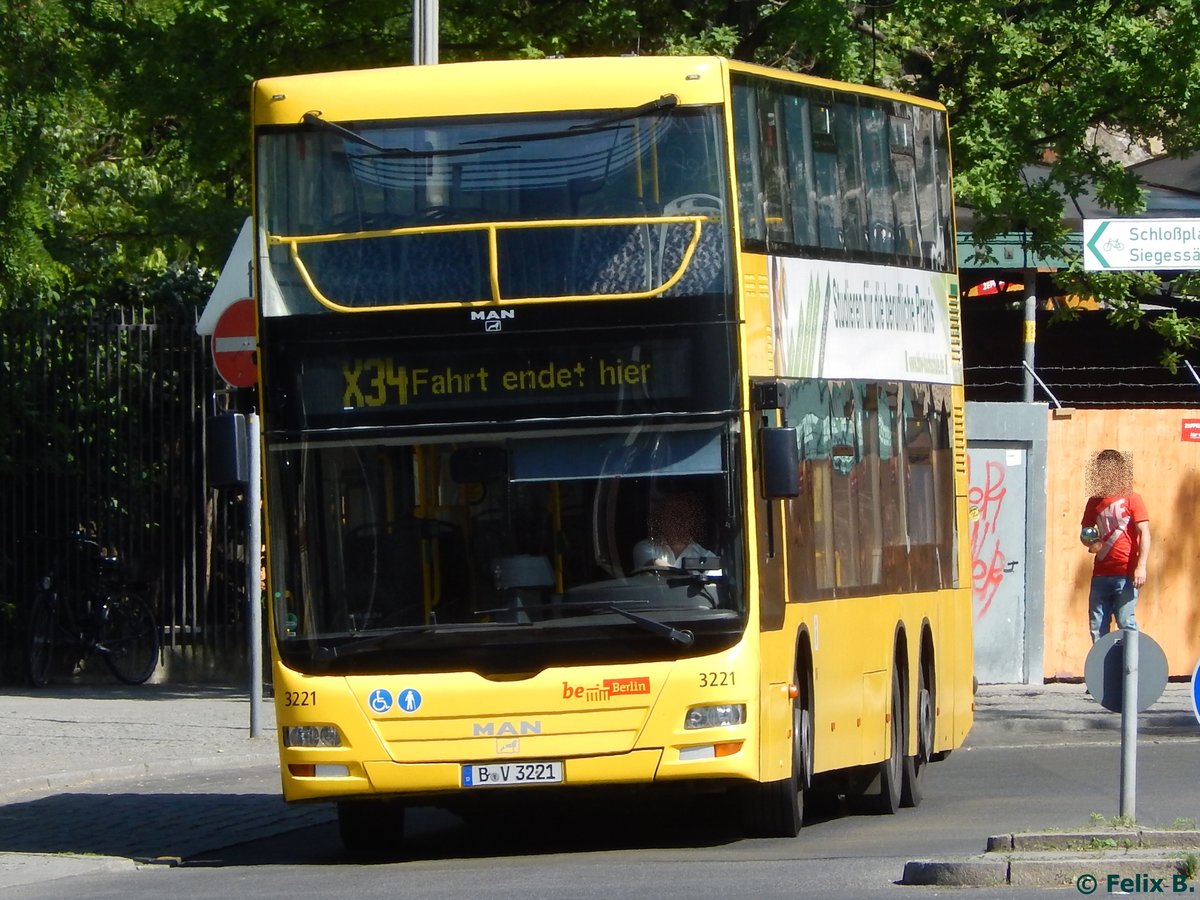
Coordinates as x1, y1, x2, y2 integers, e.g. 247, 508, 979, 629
27, 592, 59, 687
99, 591, 160, 684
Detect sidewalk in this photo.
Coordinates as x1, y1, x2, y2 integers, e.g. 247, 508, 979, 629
967, 680, 1198, 745
0, 683, 329, 890
0, 683, 277, 801
0, 679, 1194, 890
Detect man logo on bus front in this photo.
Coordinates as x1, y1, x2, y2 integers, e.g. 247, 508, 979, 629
471, 309, 515, 332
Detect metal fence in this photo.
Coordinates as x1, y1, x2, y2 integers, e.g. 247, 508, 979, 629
0, 305, 250, 684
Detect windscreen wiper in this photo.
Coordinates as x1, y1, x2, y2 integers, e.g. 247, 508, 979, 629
300, 112, 517, 158
571, 93, 679, 129
604, 605, 694, 647
311, 622, 529, 661
302, 112, 387, 151
461, 94, 679, 145
472, 597, 653, 618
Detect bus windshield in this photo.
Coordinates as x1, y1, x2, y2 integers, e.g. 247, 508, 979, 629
256, 105, 729, 313
268, 424, 744, 675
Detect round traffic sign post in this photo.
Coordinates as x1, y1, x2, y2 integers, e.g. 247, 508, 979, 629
211, 297, 258, 388
1083, 630, 1168, 821
1083, 630, 1168, 713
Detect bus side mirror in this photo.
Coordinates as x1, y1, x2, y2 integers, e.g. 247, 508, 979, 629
760, 427, 800, 499
207, 413, 249, 488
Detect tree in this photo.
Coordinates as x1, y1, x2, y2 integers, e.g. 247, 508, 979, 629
6, 1, 1200, 356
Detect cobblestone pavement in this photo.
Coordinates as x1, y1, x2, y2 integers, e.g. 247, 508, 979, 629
0, 768, 334, 863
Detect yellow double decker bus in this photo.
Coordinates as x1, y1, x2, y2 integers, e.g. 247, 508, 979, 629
251, 55, 973, 853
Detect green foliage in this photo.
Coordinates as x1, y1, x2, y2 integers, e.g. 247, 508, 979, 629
1181, 852, 1199, 880
3, 0, 1200, 352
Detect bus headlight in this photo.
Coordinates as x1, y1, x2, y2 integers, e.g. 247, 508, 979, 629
684, 704, 746, 730
283, 725, 342, 747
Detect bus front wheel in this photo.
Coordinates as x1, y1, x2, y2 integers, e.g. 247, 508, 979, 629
742, 682, 812, 838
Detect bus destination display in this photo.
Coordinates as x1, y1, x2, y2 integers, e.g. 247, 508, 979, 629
297, 338, 693, 419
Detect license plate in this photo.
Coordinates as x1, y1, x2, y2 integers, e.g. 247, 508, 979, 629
461, 761, 564, 787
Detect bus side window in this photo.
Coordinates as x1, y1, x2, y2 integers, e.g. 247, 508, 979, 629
732, 83, 765, 244
860, 105, 895, 255
888, 106, 920, 264
833, 101, 866, 252
783, 92, 817, 249
810, 100, 843, 252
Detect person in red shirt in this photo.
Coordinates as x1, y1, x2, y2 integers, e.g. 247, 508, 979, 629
1080, 449, 1151, 643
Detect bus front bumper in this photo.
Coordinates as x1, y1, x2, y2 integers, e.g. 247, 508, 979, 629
281, 743, 758, 803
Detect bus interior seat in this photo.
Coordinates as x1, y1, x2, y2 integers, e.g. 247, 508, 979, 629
496, 227, 570, 299
658, 193, 725, 297
396, 208, 491, 303
489, 554, 555, 623
306, 233, 402, 307
567, 196, 654, 295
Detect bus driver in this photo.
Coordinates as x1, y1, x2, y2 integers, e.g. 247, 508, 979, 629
632, 492, 718, 571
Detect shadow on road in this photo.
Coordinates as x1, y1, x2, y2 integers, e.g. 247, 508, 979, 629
0, 791, 330, 861
0, 786, 760, 867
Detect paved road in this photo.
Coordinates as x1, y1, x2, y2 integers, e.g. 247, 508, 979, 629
0, 681, 1194, 894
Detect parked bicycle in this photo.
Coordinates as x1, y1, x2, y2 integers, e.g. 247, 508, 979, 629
27, 532, 160, 686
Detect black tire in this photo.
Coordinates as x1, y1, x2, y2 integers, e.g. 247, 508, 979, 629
865, 667, 903, 815
337, 799, 406, 859
743, 679, 813, 838
901, 662, 933, 808
99, 591, 160, 685
27, 593, 59, 688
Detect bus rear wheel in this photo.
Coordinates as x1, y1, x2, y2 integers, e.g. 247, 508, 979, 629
337, 799, 406, 859
901, 662, 933, 808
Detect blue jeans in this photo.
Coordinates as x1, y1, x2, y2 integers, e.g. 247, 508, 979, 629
1088, 575, 1138, 643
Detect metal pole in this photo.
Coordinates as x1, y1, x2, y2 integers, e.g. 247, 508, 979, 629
413, 0, 439, 65
247, 412, 263, 738
1119, 628, 1138, 820
1023, 272, 1036, 403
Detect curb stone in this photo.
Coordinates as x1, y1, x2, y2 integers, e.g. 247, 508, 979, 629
0, 853, 135, 890
901, 858, 1008, 886
0, 752, 274, 803
904, 832, 1200, 888
989, 829, 1200, 852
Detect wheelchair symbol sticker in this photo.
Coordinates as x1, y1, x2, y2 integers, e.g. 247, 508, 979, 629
398, 688, 423, 713
368, 688, 393, 714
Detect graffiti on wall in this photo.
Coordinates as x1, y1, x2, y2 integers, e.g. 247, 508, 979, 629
968, 457, 1019, 621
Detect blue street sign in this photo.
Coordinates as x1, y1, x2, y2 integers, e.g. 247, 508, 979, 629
1192, 658, 1200, 727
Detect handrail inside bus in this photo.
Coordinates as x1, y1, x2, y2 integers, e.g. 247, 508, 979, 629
266, 214, 715, 313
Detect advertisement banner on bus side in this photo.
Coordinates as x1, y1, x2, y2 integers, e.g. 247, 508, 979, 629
768, 256, 959, 384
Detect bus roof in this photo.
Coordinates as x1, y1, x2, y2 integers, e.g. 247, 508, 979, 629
252, 57, 728, 125
252, 56, 945, 127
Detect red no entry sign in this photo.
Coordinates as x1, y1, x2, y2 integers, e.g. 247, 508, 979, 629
211, 298, 258, 388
